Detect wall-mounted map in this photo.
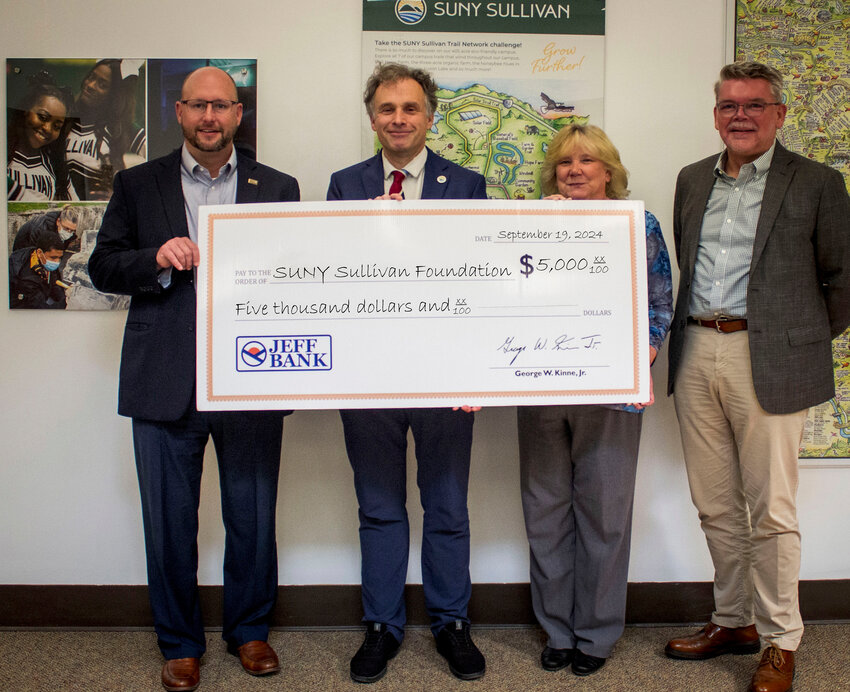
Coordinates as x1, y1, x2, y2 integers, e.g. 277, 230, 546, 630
736, 0, 850, 460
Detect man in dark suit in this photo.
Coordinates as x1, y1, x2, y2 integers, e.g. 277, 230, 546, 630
89, 66, 299, 692
327, 63, 487, 684
665, 61, 850, 692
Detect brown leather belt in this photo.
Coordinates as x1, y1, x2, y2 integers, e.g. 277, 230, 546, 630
689, 317, 748, 333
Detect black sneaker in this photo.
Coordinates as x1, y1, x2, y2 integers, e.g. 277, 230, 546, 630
350, 622, 400, 683
435, 620, 486, 680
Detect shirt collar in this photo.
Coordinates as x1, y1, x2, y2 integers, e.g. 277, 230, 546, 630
714, 140, 776, 180
181, 144, 238, 182
381, 146, 428, 180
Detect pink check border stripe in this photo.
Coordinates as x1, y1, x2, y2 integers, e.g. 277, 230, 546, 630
203, 207, 642, 404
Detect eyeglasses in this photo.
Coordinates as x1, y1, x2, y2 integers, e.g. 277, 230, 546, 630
180, 99, 238, 114
715, 101, 782, 117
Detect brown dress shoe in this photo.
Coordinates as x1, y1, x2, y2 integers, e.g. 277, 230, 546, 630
161, 657, 200, 691
665, 622, 760, 659
235, 640, 281, 675
749, 646, 794, 692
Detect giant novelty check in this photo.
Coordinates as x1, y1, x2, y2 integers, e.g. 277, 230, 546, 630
196, 200, 649, 410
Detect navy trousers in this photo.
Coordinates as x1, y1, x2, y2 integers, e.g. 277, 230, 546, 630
132, 408, 283, 659
340, 408, 474, 641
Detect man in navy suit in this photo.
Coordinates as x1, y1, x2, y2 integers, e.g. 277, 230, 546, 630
327, 63, 487, 684
89, 67, 299, 692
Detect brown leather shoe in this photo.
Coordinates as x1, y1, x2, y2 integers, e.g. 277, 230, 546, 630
749, 646, 794, 692
665, 622, 760, 660
235, 640, 281, 676
161, 657, 200, 691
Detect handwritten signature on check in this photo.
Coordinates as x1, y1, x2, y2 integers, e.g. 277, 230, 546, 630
497, 334, 602, 365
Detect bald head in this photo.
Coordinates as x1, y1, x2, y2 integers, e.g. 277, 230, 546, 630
176, 66, 243, 174
181, 66, 238, 102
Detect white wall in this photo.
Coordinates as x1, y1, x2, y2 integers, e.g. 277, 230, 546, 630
2, 0, 848, 587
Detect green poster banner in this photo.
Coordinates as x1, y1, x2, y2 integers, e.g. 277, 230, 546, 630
363, 0, 605, 35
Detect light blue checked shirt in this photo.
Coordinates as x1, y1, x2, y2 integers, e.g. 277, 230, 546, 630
688, 142, 776, 319
180, 144, 238, 243
158, 145, 238, 288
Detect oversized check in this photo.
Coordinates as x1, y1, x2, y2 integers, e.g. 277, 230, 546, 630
196, 200, 649, 410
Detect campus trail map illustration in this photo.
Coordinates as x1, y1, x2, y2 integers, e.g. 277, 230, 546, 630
737, 0, 850, 458
427, 85, 586, 200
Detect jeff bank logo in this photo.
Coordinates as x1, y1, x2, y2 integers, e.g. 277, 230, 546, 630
396, 0, 426, 24
237, 335, 332, 372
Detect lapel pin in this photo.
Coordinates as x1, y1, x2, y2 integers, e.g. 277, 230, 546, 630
437, 175, 447, 184
248, 178, 258, 186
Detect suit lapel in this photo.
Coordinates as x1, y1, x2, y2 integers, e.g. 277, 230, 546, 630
421, 148, 447, 200
236, 154, 260, 203
682, 158, 716, 276
751, 143, 794, 270
154, 149, 190, 239
362, 152, 385, 199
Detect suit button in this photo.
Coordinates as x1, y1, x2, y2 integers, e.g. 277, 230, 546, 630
188, 326, 194, 332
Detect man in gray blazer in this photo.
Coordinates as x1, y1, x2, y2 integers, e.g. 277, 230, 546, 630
665, 61, 849, 692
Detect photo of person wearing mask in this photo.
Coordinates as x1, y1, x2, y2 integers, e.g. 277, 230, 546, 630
12, 204, 80, 253
9, 228, 69, 309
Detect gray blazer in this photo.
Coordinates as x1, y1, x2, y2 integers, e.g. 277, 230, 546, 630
667, 141, 850, 414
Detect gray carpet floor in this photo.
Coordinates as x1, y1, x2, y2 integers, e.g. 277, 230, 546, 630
1, 625, 848, 691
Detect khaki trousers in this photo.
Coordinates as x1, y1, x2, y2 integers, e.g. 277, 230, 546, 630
674, 325, 806, 650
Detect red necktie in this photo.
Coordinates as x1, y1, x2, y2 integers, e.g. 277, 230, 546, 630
389, 170, 405, 196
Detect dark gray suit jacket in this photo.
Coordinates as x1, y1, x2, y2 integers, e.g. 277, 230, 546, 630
88, 148, 300, 421
667, 141, 850, 414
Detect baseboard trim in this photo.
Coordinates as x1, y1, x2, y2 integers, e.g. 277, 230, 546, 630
1, 581, 847, 628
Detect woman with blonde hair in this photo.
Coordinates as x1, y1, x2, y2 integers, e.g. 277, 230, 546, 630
520, 124, 673, 676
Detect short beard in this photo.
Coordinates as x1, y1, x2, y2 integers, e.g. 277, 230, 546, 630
183, 126, 234, 153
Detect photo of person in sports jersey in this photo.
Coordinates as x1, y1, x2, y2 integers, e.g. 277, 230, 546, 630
7, 72, 75, 202
65, 59, 147, 200
6, 58, 255, 311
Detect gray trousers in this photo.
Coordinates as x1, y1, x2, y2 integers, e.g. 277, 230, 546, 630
518, 405, 643, 658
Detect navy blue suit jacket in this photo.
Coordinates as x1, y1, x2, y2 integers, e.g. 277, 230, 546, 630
327, 148, 487, 201
89, 148, 300, 421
